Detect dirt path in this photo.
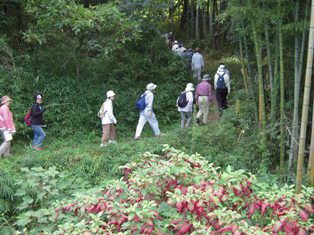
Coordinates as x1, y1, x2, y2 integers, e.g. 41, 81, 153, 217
209, 91, 220, 122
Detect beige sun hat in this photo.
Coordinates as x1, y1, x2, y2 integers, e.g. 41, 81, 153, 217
1, 95, 12, 105
146, 83, 157, 90
202, 74, 211, 81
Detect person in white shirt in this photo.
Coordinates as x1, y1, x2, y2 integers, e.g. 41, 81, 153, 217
172, 40, 179, 52
191, 48, 205, 81
100, 90, 117, 147
134, 83, 161, 140
214, 64, 231, 116
177, 83, 194, 128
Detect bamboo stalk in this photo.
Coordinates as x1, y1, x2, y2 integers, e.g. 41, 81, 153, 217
295, 0, 314, 193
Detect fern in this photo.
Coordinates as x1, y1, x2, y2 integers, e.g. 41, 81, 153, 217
0, 172, 14, 201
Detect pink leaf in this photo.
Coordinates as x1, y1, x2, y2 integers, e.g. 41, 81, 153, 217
299, 210, 308, 222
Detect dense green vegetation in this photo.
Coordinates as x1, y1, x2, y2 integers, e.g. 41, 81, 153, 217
1, 0, 314, 233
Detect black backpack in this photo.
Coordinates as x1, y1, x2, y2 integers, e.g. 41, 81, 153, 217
177, 91, 188, 108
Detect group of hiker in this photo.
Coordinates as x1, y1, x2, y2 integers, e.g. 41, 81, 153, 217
0, 93, 46, 157
0, 34, 231, 152
98, 60, 230, 147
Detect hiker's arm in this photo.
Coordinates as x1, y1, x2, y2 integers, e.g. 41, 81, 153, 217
105, 101, 117, 124
225, 75, 231, 93
146, 93, 154, 118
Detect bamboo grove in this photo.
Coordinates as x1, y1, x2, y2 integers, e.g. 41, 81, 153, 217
163, 0, 314, 190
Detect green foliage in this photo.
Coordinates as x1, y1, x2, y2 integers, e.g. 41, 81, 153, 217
13, 166, 90, 233
24, 0, 140, 47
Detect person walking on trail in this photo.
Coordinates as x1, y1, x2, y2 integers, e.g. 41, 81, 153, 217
134, 83, 161, 140
191, 47, 204, 81
195, 74, 212, 125
214, 64, 230, 116
216, 63, 230, 77
172, 40, 179, 52
99, 90, 117, 147
0, 96, 15, 157
177, 83, 194, 129
31, 93, 46, 151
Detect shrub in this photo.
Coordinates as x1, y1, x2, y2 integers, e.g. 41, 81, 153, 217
47, 146, 314, 234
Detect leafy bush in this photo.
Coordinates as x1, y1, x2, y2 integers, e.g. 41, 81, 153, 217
47, 146, 314, 234
13, 166, 90, 233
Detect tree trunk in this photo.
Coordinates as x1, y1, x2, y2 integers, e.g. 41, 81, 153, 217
208, 0, 214, 48
191, 0, 194, 38
243, 26, 258, 123
180, 0, 189, 30
196, 3, 200, 40
308, 100, 314, 186
265, 24, 273, 90
239, 39, 249, 93
170, 0, 174, 32
289, 0, 309, 174
296, 0, 314, 194
278, 15, 285, 175
202, 6, 207, 37
252, 22, 267, 131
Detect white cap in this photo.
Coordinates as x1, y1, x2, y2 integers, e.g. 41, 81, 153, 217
146, 83, 157, 90
218, 64, 225, 72
36, 95, 43, 99
106, 90, 116, 98
185, 83, 195, 91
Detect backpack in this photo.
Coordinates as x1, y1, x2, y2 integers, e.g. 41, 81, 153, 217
97, 103, 106, 119
177, 91, 188, 108
216, 73, 226, 89
24, 107, 32, 127
136, 93, 147, 111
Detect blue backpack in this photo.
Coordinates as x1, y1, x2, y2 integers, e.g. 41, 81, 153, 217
136, 93, 147, 111
216, 73, 226, 89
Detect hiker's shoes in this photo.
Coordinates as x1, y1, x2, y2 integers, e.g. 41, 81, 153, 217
134, 136, 141, 141
33, 147, 43, 151
100, 143, 107, 147
108, 140, 117, 144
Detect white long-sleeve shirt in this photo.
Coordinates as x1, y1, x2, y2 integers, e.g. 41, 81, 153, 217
101, 99, 117, 125
191, 52, 204, 69
177, 90, 194, 112
143, 90, 155, 112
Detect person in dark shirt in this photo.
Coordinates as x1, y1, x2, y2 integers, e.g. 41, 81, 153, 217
31, 94, 46, 151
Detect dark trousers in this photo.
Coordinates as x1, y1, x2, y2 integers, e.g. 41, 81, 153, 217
216, 88, 228, 110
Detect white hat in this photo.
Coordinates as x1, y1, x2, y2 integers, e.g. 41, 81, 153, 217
218, 64, 225, 73
106, 90, 116, 98
146, 83, 157, 90
185, 83, 194, 91
174, 40, 178, 44
202, 74, 211, 81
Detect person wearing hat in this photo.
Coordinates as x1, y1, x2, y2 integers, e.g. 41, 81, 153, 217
30, 93, 46, 151
100, 90, 117, 147
172, 40, 179, 52
195, 74, 212, 125
214, 64, 230, 116
216, 63, 230, 76
191, 47, 204, 81
177, 83, 195, 128
0, 95, 15, 157
134, 83, 161, 140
